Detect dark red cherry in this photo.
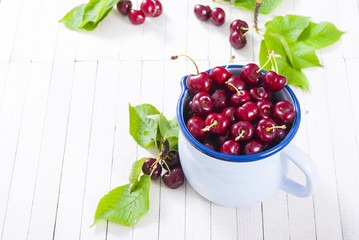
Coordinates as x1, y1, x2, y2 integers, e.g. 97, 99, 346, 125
162, 151, 181, 171
187, 116, 209, 140
236, 102, 259, 122
220, 140, 241, 155
221, 107, 237, 124
204, 113, 230, 135
230, 19, 248, 34
216, 130, 232, 146
244, 140, 264, 155
273, 127, 288, 143
231, 121, 254, 141
249, 87, 272, 102
153, 0, 162, 17
194, 4, 211, 21
210, 7, 225, 26
190, 92, 213, 116
162, 167, 184, 189
229, 30, 247, 49
273, 100, 295, 124
224, 76, 246, 94
211, 89, 229, 111
142, 158, 162, 180
255, 118, 277, 143
263, 71, 287, 92
257, 99, 273, 119
230, 90, 250, 107
186, 72, 213, 94
240, 63, 262, 87
201, 138, 218, 151
117, 0, 132, 15
128, 9, 146, 25
141, 0, 156, 17
209, 67, 232, 86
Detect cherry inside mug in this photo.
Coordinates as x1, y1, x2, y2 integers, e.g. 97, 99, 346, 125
176, 65, 318, 207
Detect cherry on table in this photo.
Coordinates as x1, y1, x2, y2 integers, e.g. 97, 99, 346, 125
211, 89, 229, 111
209, 66, 232, 86
224, 76, 246, 94
263, 71, 287, 92
141, 0, 157, 17
240, 63, 262, 87
190, 92, 213, 116
236, 101, 259, 122
210, 7, 225, 26
244, 140, 264, 155
231, 121, 254, 141
221, 107, 237, 124
117, 0, 132, 15
257, 99, 273, 119
203, 113, 230, 135
162, 167, 184, 189
153, 0, 162, 17
128, 9, 146, 25
230, 19, 249, 34
230, 30, 247, 49
194, 4, 211, 21
162, 151, 181, 171
249, 87, 272, 102
273, 100, 295, 124
142, 158, 162, 180
187, 116, 209, 140
220, 140, 241, 155
230, 89, 250, 107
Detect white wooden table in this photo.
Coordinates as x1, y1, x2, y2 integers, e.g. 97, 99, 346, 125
0, 0, 359, 239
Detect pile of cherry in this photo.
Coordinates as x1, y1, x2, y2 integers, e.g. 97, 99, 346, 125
117, 0, 162, 25
182, 58, 295, 155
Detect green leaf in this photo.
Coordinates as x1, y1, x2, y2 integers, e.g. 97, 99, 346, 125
129, 157, 147, 191
298, 22, 344, 50
263, 31, 288, 70
288, 42, 322, 69
59, 4, 87, 31
129, 104, 160, 149
158, 115, 179, 151
280, 64, 309, 90
259, 40, 272, 71
92, 175, 151, 227
80, 0, 120, 30
265, 15, 310, 42
233, 0, 284, 14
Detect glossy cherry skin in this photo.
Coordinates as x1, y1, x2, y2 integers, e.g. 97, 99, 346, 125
190, 92, 213, 116
142, 158, 162, 180
210, 7, 225, 26
257, 99, 273, 119
263, 71, 287, 92
230, 90, 250, 107
209, 67, 232, 86
231, 121, 254, 141
273, 127, 288, 143
162, 151, 181, 171
220, 140, 241, 155
255, 118, 277, 143
128, 10, 146, 25
186, 72, 213, 94
211, 89, 229, 111
141, 0, 156, 17
224, 76, 246, 94
187, 116, 209, 140
216, 130, 232, 146
229, 30, 247, 49
153, 0, 162, 17
117, 0, 132, 15
230, 19, 248, 34
236, 101, 259, 122
240, 63, 262, 87
249, 87, 272, 102
204, 113, 230, 135
221, 107, 237, 124
162, 167, 184, 189
201, 138, 218, 151
273, 100, 295, 124
194, 4, 211, 21
244, 140, 264, 155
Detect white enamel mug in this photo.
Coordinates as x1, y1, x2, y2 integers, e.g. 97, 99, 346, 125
176, 65, 318, 207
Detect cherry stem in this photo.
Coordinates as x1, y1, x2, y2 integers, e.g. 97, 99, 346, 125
149, 157, 160, 176
162, 158, 171, 173
266, 125, 286, 132
256, 49, 274, 73
225, 55, 235, 69
225, 82, 241, 96
201, 120, 219, 132
242, 30, 249, 38
235, 129, 246, 141
253, 0, 262, 33
171, 55, 199, 74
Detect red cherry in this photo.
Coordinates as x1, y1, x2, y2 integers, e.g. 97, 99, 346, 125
142, 158, 162, 180
190, 92, 213, 116
203, 113, 230, 135
220, 140, 241, 155
117, 0, 132, 15
257, 99, 273, 119
128, 9, 146, 25
273, 100, 295, 124
229, 30, 247, 49
209, 7, 225, 26
141, 0, 156, 17
186, 72, 213, 94
230, 19, 248, 34
230, 90, 250, 107
209, 67, 232, 86
162, 167, 184, 189
231, 121, 254, 141
255, 118, 278, 143
263, 71, 287, 92
236, 102, 259, 122
224, 76, 246, 94
221, 107, 237, 124
153, 0, 162, 17
240, 63, 262, 87
201, 138, 218, 151
244, 140, 264, 155
211, 89, 229, 112
194, 4, 211, 21
249, 87, 272, 102
187, 116, 209, 140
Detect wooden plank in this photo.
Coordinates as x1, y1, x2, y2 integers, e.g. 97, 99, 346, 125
27, 60, 75, 240
106, 60, 142, 239
323, 58, 359, 240
237, 204, 264, 240
1, 62, 52, 240
0, 62, 9, 106
53, 61, 97, 240
119, 15, 144, 60
0, 62, 30, 237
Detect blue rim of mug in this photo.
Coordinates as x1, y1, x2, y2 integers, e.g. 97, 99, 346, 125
176, 65, 301, 162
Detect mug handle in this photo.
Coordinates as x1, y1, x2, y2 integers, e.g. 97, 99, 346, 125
280, 143, 318, 197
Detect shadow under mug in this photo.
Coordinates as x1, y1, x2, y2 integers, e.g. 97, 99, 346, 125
176, 65, 318, 207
